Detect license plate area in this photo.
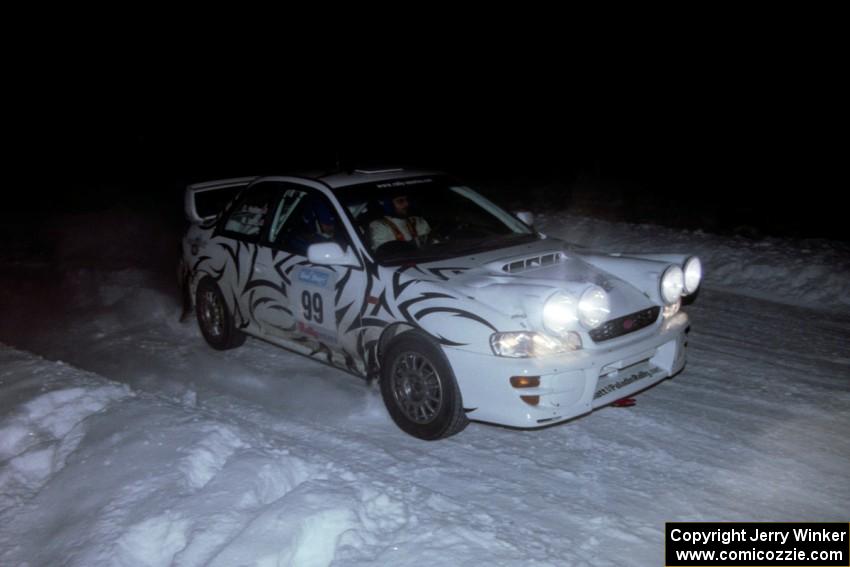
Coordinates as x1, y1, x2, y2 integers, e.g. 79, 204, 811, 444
593, 360, 665, 403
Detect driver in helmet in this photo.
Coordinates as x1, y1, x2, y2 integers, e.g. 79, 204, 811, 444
368, 193, 430, 250
288, 199, 344, 255
311, 199, 337, 241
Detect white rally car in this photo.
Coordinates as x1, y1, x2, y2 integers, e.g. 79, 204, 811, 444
179, 169, 701, 440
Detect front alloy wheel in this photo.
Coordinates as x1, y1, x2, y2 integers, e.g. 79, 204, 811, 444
380, 331, 468, 440
390, 351, 444, 425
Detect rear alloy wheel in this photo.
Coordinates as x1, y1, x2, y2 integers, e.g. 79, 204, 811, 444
195, 277, 246, 350
380, 332, 468, 440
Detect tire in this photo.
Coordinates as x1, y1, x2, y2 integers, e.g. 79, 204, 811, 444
380, 331, 468, 440
195, 277, 246, 350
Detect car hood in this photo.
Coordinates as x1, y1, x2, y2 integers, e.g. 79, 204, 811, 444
413, 238, 655, 323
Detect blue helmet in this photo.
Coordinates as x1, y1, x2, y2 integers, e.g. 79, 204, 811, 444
312, 200, 336, 225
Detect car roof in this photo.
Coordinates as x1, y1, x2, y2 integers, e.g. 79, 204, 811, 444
310, 168, 445, 189
187, 169, 446, 194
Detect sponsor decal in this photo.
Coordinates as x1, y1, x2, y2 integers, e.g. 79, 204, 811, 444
375, 178, 433, 189
298, 268, 330, 288
594, 366, 664, 399
297, 321, 338, 345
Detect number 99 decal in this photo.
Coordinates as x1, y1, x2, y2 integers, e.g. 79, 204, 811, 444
292, 266, 337, 342
301, 290, 323, 324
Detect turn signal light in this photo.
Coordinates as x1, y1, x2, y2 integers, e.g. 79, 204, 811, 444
520, 395, 540, 406
510, 376, 540, 389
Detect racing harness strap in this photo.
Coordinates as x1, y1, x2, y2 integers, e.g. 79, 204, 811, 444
380, 217, 418, 241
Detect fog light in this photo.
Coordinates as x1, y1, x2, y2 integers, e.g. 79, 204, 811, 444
660, 265, 684, 305
510, 376, 540, 388
683, 256, 702, 295
520, 395, 540, 406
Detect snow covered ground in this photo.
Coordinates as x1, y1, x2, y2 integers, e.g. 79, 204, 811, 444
0, 208, 848, 566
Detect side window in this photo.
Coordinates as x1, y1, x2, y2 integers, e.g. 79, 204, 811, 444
220, 182, 281, 242
268, 188, 308, 244
193, 184, 246, 221
271, 190, 350, 256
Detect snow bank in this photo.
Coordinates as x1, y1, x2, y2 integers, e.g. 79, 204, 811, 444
538, 212, 850, 312
0, 355, 132, 514
0, 345, 334, 565
0, 345, 544, 566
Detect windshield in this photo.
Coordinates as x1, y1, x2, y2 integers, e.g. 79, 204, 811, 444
335, 176, 537, 265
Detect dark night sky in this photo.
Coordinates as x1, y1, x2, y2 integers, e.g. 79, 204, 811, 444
17, 98, 837, 240
6, 26, 844, 241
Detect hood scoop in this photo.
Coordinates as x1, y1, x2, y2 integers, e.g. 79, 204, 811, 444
496, 251, 566, 274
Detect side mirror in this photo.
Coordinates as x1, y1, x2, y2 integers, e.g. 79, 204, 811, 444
307, 242, 360, 267
515, 210, 535, 227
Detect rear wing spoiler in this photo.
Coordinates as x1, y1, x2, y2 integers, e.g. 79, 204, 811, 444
184, 177, 256, 224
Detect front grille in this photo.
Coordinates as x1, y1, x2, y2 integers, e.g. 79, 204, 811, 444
589, 306, 660, 343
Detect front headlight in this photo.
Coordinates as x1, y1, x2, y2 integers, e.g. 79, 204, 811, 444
578, 285, 610, 329
683, 256, 702, 295
660, 265, 684, 305
542, 291, 578, 335
490, 331, 582, 358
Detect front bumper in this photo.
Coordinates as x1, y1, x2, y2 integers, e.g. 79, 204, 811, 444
443, 312, 690, 428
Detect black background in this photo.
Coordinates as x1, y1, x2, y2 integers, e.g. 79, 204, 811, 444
5, 17, 844, 242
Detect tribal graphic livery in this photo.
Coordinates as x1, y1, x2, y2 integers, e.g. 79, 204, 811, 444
189, 235, 498, 377
180, 170, 701, 438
